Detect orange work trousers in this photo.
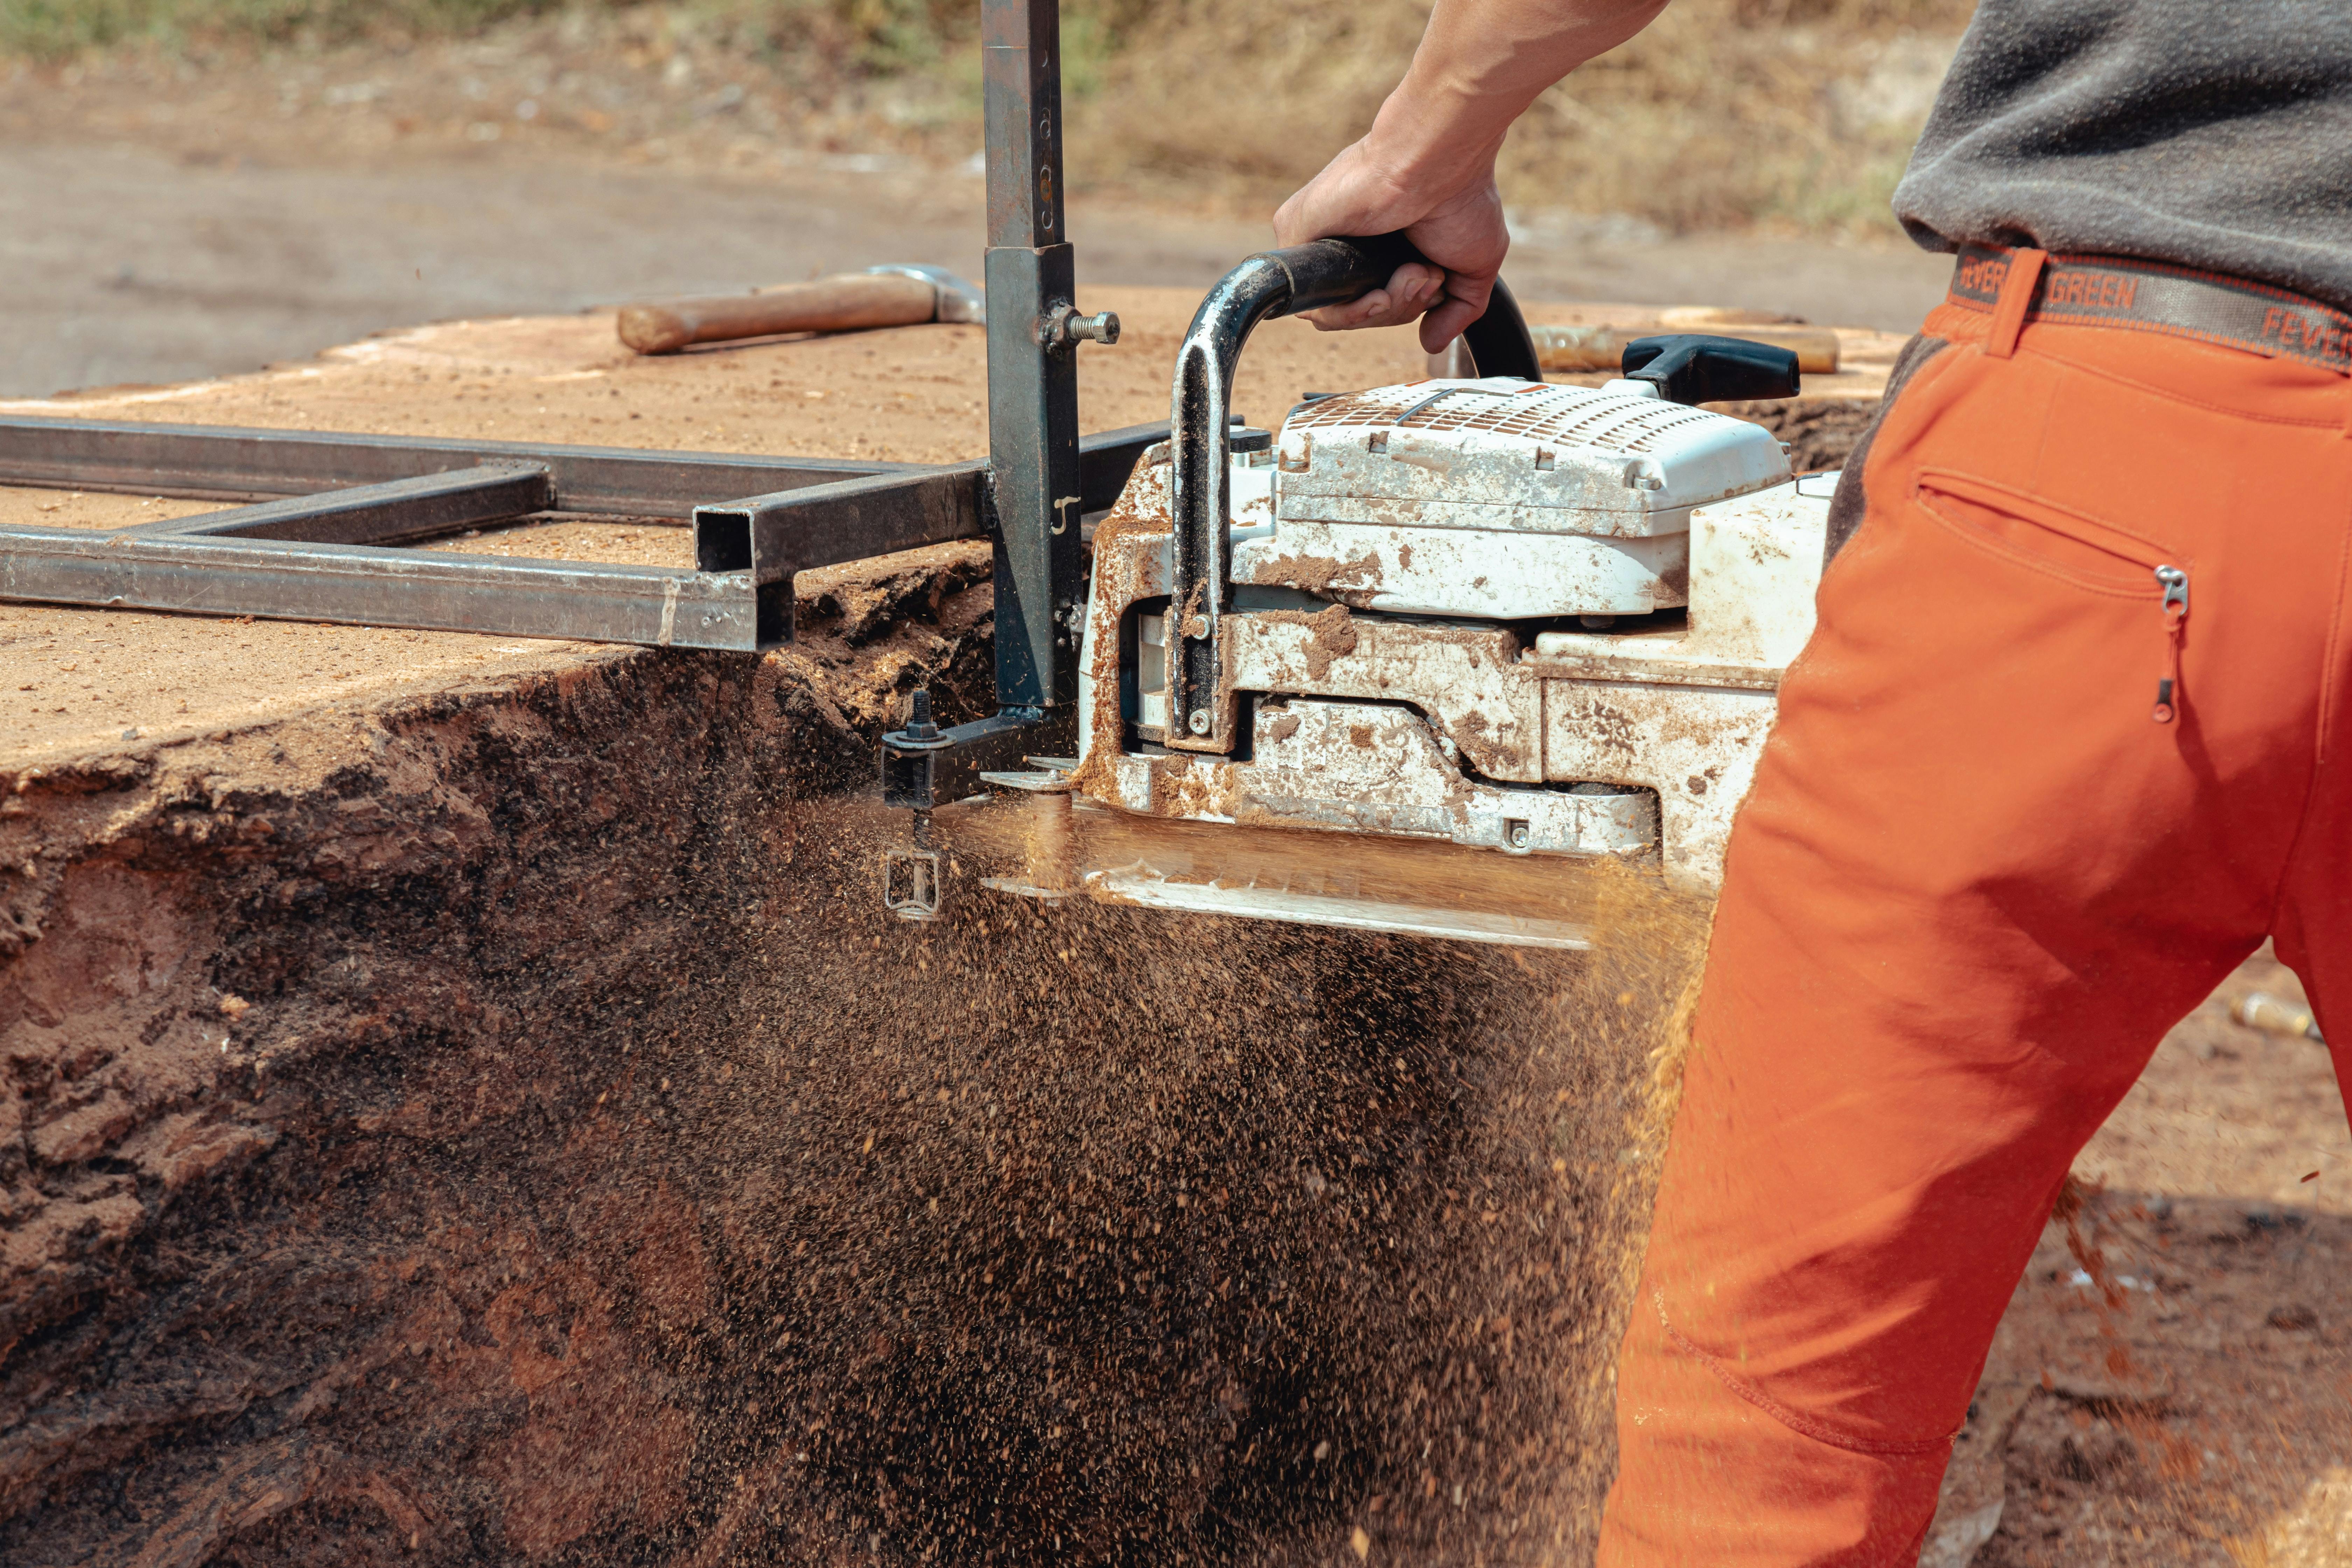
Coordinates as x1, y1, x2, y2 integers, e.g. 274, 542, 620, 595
1597, 271, 2352, 1563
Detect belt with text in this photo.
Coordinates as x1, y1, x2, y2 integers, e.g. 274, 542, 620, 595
1947, 244, 2352, 375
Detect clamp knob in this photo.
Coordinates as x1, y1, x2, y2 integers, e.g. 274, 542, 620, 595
1047, 307, 1121, 346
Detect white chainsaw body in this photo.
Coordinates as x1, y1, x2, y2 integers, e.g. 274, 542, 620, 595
1063, 376, 1833, 938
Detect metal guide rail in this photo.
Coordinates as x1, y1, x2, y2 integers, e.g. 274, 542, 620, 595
0, 416, 1162, 652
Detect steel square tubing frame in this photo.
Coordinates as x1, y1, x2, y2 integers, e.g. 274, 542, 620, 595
0, 415, 915, 514
0, 416, 1163, 652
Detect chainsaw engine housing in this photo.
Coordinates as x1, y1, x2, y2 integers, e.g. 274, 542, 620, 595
1044, 368, 1833, 945
1246, 377, 1789, 618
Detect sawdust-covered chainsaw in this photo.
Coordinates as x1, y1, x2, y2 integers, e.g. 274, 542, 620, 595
880, 220, 1833, 950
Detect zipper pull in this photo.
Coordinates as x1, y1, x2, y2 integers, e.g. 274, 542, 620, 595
2153, 564, 2189, 723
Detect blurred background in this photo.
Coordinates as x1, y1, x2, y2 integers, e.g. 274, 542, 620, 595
1, 0, 1975, 396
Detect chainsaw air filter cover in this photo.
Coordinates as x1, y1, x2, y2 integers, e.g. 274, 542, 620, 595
1240, 377, 1790, 618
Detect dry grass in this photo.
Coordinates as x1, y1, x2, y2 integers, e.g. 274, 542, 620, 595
1077, 0, 1975, 233
1, 0, 1979, 234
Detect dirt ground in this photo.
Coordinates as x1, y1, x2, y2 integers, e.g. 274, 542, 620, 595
1923, 949, 2352, 1567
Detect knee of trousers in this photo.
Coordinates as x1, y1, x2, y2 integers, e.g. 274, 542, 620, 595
1597, 1296, 1951, 1568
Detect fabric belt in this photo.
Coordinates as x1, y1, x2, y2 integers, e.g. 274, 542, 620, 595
1946, 244, 2352, 376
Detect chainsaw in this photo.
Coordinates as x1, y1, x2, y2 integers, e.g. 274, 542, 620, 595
883, 233, 1831, 949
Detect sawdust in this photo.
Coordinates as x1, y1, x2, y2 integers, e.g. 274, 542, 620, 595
0, 288, 1447, 464
1144, 752, 1224, 822
676, 806, 1715, 1564
1252, 604, 1359, 685
1250, 552, 1386, 609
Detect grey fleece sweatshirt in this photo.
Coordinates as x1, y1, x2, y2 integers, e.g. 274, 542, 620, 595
1892, 0, 2352, 315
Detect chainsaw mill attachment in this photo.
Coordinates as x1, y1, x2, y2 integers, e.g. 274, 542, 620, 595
873, 0, 1131, 918
877, 6, 1831, 943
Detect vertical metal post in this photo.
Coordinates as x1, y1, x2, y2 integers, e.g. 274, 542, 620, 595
880, 0, 1134, 822
982, 0, 1082, 715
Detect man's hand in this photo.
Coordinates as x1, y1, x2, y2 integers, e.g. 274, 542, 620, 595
1273, 144, 1508, 354
1274, 0, 1670, 349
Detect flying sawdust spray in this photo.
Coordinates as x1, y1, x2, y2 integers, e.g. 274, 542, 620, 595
617, 795, 1711, 1566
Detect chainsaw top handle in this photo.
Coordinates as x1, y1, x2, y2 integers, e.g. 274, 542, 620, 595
1259, 233, 1546, 381
1162, 232, 1540, 754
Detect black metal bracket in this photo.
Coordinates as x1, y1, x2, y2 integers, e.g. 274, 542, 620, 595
876, 0, 1122, 811
882, 706, 1075, 811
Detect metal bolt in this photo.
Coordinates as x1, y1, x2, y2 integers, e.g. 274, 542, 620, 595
905, 687, 940, 741
1506, 820, 1530, 848
1188, 710, 1210, 735
1057, 309, 1120, 345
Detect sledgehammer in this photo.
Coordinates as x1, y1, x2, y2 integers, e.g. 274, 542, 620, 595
617, 264, 985, 354
2233, 991, 2327, 1045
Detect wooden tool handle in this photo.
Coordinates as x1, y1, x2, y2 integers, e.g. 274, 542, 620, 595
1531, 323, 1842, 376
617, 272, 938, 354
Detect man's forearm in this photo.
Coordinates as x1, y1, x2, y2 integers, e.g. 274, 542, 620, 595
1272, 0, 1670, 346
1364, 0, 1668, 195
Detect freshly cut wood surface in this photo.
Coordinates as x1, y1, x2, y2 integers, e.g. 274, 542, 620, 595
0, 286, 1900, 764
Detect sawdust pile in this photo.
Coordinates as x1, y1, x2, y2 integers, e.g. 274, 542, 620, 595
610, 800, 1712, 1565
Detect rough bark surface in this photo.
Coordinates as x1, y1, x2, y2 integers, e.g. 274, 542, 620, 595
0, 567, 997, 1563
